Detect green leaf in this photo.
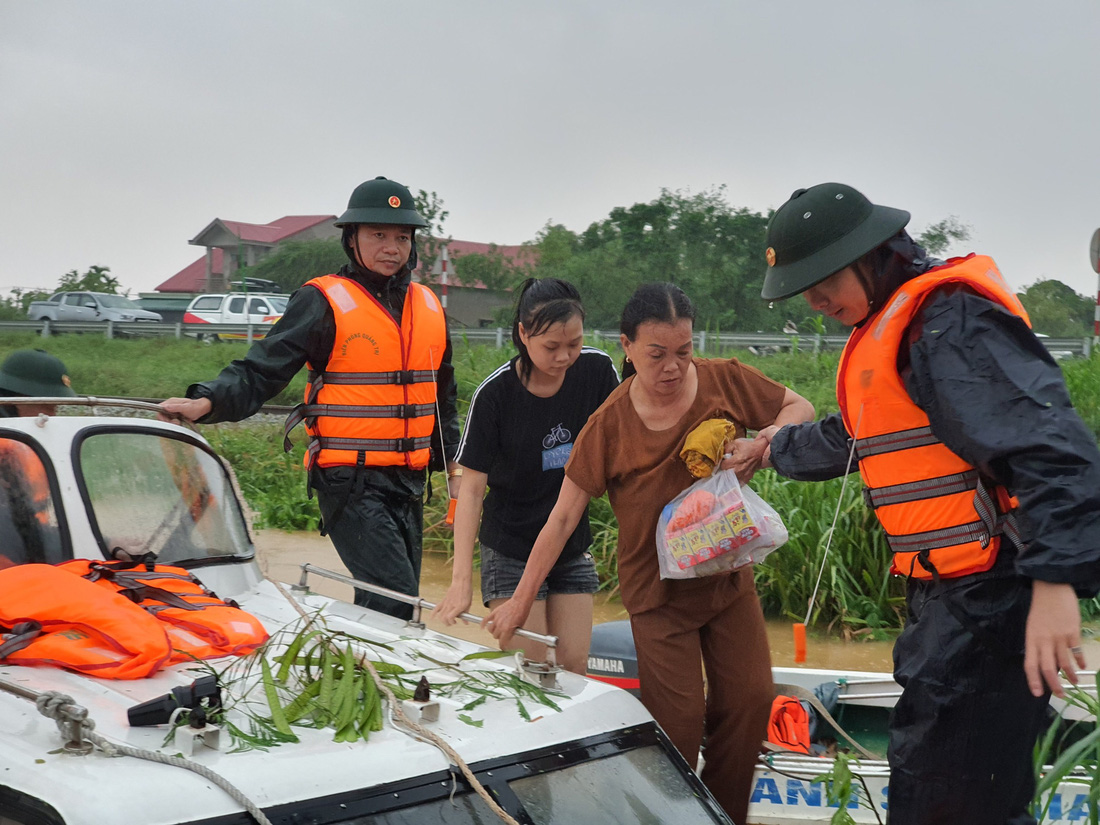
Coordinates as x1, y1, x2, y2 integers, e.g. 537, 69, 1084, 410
260, 656, 299, 741
276, 628, 322, 684
460, 649, 518, 662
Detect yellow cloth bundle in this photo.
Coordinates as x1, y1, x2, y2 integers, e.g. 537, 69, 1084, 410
680, 419, 736, 478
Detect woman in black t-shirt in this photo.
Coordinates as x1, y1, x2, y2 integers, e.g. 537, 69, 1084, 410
432, 279, 618, 673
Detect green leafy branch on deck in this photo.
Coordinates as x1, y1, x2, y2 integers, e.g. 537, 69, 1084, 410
170, 617, 565, 752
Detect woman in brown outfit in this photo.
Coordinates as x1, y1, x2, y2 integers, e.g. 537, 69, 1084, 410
487, 282, 814, 822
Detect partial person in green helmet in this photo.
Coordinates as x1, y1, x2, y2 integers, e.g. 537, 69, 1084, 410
161, 177, 462, 619
0, 348, 77, 417
0, 349, 75, 567
735, 182, 1100, 825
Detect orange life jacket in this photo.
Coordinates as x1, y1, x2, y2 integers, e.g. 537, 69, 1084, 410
837, 254, 1029, 579
768, 694, 811, 754
58, 559, 269, 663
284, 275, 447, 471
0, 563, 172, 679
0, 439, 55, 529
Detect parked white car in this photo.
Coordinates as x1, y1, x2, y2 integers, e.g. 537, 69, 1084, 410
182, 292, 287, 340
27, 292, 163, 324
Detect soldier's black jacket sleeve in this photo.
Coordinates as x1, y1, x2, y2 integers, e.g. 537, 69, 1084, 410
903, 290, 1100, 594
186, 286, 333, 423
769, 412, 855, 481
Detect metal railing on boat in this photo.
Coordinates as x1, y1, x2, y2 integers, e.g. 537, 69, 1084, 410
293, 563, 561, 674
2, 396, 169, 414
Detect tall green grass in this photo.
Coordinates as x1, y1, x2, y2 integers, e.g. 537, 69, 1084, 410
750, 471, 905, 638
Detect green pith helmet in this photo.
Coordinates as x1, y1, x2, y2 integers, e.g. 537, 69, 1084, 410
334, 176, 429, 228
761, 183, 911, 301
0, 349, 76, 397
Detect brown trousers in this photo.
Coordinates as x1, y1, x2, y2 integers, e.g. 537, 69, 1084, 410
629, 568, 773, 824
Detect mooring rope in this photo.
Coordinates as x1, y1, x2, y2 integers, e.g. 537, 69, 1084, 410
32, 691, 274, 825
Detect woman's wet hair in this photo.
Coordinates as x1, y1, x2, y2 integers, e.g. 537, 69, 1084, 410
512, 278, 585, 383
851, 230, 936, 321
619, 283, 696, 377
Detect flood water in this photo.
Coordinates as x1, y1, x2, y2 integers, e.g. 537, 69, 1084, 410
255, 528, 898, 673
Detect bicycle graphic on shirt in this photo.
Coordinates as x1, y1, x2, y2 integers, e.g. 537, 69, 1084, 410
542, 423, 571, 450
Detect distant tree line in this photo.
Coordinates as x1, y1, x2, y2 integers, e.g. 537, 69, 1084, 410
5, 191, 1094, 337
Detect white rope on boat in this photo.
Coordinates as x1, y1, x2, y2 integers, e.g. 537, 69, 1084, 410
269, 578, 521, 825
33, 691, 274, 825
803, 404, 864, 626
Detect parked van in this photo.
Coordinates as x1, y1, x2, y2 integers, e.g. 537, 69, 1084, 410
183, 292, 287, 340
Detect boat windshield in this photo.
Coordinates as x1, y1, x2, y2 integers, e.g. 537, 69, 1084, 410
77, 430, 253, 565
508, 744, 723, 824
251, 728, 728, 825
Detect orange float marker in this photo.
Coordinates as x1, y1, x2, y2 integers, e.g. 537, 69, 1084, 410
793, 622, 807, 663
446, 497, 458, 526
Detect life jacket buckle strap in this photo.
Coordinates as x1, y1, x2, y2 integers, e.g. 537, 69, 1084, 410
0, 620, 43, 659
283, 403, 308, 453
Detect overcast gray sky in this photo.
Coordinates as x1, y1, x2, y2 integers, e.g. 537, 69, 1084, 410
3, 1, 1100, 311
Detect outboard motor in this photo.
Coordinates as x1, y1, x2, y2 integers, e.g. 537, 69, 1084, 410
586, 620, 640, 697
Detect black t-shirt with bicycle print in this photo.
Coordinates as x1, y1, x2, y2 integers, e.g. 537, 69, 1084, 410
456, 348, 619, 563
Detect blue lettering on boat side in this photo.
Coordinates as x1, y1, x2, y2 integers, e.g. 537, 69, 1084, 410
750, 775, 884, 811
542, 443, 572, 471
751, 778, 782, 805
787, 780, 821, 805
1041, 791, 1092, 821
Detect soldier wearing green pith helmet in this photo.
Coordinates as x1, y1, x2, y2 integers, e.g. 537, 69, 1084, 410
161, 177, 462, 618
741, 181, 1100, 825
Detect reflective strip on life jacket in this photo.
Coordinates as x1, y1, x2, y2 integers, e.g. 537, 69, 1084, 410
854, 426, 939, 459
0, 563, 172, 679
283, 403, 436, 453
318, 369, 436, 385
863, 469, 980, 508
58, 559, 269, 663
837, 254, 1030, 580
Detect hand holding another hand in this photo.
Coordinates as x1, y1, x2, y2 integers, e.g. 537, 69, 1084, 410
719, 427, 781, 483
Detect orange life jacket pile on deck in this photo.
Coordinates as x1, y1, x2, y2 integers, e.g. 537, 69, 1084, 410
0, 560, 268, 679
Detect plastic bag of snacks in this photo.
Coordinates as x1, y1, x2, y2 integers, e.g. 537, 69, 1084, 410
655, 470, 788, 579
